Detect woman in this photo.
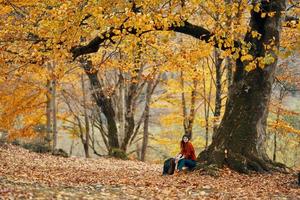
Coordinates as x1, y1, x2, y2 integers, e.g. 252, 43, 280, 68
175, 135, 197, 171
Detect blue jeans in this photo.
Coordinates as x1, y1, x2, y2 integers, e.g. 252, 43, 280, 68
177, 159, 196, 171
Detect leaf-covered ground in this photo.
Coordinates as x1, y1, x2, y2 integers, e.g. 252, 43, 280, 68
0, 144, 299, 199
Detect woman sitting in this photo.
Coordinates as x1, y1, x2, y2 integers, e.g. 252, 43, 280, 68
175, 135, 197, 172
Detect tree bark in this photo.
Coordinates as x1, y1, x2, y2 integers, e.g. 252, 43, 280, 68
81, 74, 90, 158
202, 61, 213, 150
199, 0, 287, 173
46, 80, 52, 148
141, 80, 152, 161
121, 82, 137, 151
187, 77, 197, 138
180, 70, 189, 136
225, 58, 233, 90
82, 61, 120, 153
121, 43, 143, 152
52, 79, 57, 152
213, 48, 223, 139
118, 73, 126, 147
180, 69, 197, 139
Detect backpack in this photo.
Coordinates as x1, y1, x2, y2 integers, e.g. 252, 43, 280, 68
162, 158, 176, 175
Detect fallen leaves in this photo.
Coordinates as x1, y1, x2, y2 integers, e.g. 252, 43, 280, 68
0, 144, 299, 199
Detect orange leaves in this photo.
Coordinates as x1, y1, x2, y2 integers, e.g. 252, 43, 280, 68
0, 144, 300, 199
268, 119, 300, 135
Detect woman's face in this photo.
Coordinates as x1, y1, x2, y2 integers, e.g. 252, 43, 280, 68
183, 136, 189, 143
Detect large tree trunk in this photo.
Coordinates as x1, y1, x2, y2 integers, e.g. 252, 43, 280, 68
199, 0, 286, 173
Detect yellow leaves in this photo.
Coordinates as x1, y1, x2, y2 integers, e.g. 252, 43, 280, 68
0, 5, 13, 15
268, 119, 300, 135
192, 137, 206, 149
152, 132, 181, 156
251, 31, 261, 39
267, 12, 276, 17
241, 54, 253, 62
160, 114, 184, 127
244, 61, 256, 72
262, 54, 275, 65
261, 13, 267, 18
242, 53, 276, 72
241, 53, 257, 72
253, 3, 261, 13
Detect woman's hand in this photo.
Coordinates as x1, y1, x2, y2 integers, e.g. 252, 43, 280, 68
175, 158, 179, 164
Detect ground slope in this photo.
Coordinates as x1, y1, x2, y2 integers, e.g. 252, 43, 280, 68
0, 144, 299, 199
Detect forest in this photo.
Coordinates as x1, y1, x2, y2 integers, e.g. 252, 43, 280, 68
0, 0, 300, 199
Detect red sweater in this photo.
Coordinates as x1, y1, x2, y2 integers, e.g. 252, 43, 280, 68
180, 142, 196, 161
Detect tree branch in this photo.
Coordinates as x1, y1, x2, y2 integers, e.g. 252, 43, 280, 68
70, 21, 223, 59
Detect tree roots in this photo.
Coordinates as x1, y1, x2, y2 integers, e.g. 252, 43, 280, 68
198, 150, 288, 174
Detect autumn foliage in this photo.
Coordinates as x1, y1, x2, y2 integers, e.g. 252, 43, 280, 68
0, 0, 300, 170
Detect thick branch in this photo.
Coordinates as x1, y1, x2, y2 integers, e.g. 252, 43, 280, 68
70, 21, 218, 59
171, 21, 213, 42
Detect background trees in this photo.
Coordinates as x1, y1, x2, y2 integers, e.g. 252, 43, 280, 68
0, 0, 299, 171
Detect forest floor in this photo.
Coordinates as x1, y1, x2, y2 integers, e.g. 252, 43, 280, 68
0, 144, 299, 200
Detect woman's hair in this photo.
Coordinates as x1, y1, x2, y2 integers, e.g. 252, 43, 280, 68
180, 134, 190, 151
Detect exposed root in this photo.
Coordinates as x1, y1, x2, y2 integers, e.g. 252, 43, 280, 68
198, 149, 290, 174
246, 159, 264, 172
195, 163, 220, 177
265, 159, 290, 173
226, 153, 249, 173
246, 154, 271, 172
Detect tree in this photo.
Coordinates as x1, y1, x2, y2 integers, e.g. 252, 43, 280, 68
71, 0, 294, 172
1, 0, 299, 171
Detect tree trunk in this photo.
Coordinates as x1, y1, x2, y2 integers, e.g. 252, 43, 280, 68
180, 70, 189, 136
141, 80, 152, 161
81, 74, 90, 158
199, 0, 286, 173
225, 58, 233, 90
121, 43, 142, 152
82, 60, 120, 153
118, 73, 126, 147
69, 136, 75, 156
213, 48, 223, 139
202, 62, 213, 149
52, 79, 58, 152
273, 131, 277, 162
180, 69, 197, 139
46, 80, 52, 148
187, 77, 197, 138
122, 84, 136, 151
